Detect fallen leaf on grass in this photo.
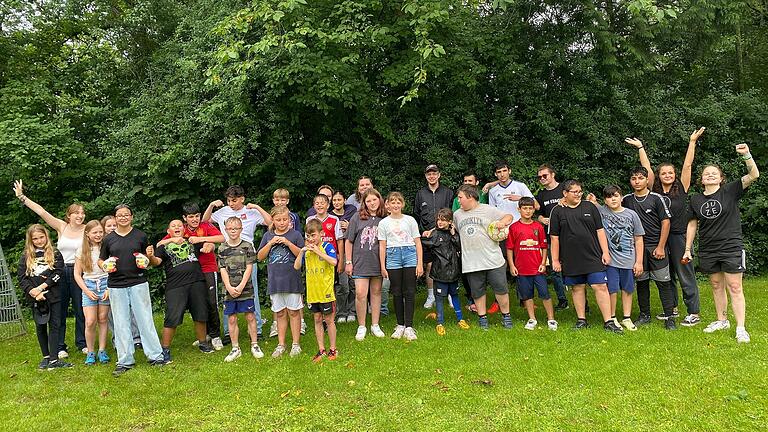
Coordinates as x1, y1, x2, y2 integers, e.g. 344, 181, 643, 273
324, 391, 330, 397
435, 368, 443, 374
293, 406, 305, 413
472, 379, 494, 386
347, 380, 356, 387
20, 360, 28, 365
280, 390, 291, 398
9, 373, 16, 379
432, 380, 449, 392
345, 362, 355, 368
100, 390, 109, 397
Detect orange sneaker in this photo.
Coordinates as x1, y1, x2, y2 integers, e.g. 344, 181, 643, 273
311, 350, 326, 363
327, 349, 338, 361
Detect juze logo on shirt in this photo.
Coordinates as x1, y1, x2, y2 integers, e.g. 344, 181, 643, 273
700, 200, 723, 219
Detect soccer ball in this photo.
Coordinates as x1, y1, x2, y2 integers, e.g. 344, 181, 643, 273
487, 221, 509, 242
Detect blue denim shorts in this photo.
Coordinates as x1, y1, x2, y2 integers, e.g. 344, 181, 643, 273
82, 277, 110, 307
385, 245, 417, 269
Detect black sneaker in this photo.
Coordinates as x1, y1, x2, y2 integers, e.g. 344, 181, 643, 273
221, 334, 232, 346
149, 359, 166, 367
555, 300, 569, 311
574, 319, 589, 330
38, 358, 50, 370
112, 365, 132, 377
198, 343, 214, 354
134, 342, 143, 351
635, 314, 652, 326
665, 317, 677, 330
161, 347, 172, 364
603, 321, 624, 334
47, 360, 74, 370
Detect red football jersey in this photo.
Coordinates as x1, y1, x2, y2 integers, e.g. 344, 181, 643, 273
505, 221, 547, 275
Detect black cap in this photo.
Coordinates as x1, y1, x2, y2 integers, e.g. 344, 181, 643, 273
425, 164, 440, 173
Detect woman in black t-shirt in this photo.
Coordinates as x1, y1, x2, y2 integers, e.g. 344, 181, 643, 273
683, 144, 760, 344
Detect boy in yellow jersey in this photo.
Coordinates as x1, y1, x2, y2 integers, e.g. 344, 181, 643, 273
294, 219, 338, 362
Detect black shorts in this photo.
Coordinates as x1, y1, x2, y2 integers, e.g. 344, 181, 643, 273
699, 250, 746, 274
164, 280, 208, 328
309, 301, 336, 315
638, 245, 671, 282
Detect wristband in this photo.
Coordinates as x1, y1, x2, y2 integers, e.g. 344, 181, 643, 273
742, 152, 753, 161
345, 260, 352, 264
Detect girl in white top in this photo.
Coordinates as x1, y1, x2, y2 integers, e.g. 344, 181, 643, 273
378, 192, 423, 341
74, 220, 111, 365
14, 179, 86, 358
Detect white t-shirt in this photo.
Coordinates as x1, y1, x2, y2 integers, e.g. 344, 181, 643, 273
211, 207, 266, 243
377, 215, 420, 247
75, 246, 108, 280
453, 204, 506, 273
488, 180, 534, 223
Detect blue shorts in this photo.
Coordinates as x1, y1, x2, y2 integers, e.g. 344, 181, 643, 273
517, 275, 550, 301
606, 266, 635, 294
223, 298, 256, 315
563, 271, 608, 286
385, 245, 417, 269
82, 277, 110, 307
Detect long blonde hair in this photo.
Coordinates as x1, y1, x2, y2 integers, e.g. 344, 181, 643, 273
24, 224, 55, 275
79, 220, 103, 274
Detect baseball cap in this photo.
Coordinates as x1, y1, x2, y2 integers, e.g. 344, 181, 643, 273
424, 164, 440, 173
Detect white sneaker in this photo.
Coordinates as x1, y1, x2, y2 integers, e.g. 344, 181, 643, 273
337, 316, 346, 324
300, 319, 307, 335
736, 327, 750, 343
524, 319, 537, 330
57, 350, 69, 359
272, 344, 286, 358
404, 327, 418, 341
81, 347, 88, 354
391, 325, 405, 339
192, 335, 211, 347
423, 296, 435, 309
224, 347, 242, 362
289, 343, 302, 357
355, 326, 367, 341
547, 320, 558, 331
347, 315, 356, 323
370, 324, 385, 338
211, 337, 224, 351
613, 318, 621, 328
703, 320, 731, 333
269, 321, 278, 338
251, 343, 264, 358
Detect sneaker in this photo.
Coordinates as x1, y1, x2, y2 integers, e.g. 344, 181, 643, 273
391, 325, 406, 339
192, 335, 211, 347
112, 365, 132, 377
224, 347, 242, 362
436, 324, 446, 336
665, 317, 677, 330
423, 296, 435, 309
621, 318, 637, 331
251, 344, 264, 359
337, 316, 346, 324
149, 359, 166, 367
57, 350, 69, 359
736, 327, 750, 343
425, 312, 437, 320
635, 314, 652, 326
604, 320, 624, 334
547, 320, 558, 331
458, 319, 470, 330
47, 359, 74, 370
524, 319, 537, 330
38, 358, 50, 370
501, 314, 513, 329
300, 319, 307, 335
404, 327, 418, 341
672, 307, 680, 318
162, 347, 172, 364
703, 320, 731, 333
478, 316, 489, 330
613, 318, 621, 328
656, 313, 669, 321
680, 315, 701, 327
487, 302, 500, 314
355, 326, 367, 341
370, 324, 385, 338
327, 348, 338, 360
81, 347, 88, 354
555, 300, 569, 311
84, 352, 96, 366
198, 343, 214, 354
272, 344, 286, 358
574, 319, 589, 330
347, 315, 356, 323
269, 321, 278, 338
220, 335, 231, 346
134, 342, 143, 351
290, 343, 302, 357
97, 350, 110, 364
312, 350, 327, 363
211, 337, 224, 351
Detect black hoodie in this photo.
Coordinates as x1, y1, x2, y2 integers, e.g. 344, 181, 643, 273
421, 228, 461, 283
18, 249, 64, 305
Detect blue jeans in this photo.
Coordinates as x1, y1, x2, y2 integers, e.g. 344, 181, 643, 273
222, 268, 263, 335
110, 282, 163, 367
58, 264, 86, 351
385, 246, 417, 269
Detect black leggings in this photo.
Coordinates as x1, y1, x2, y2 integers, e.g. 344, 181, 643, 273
637, 279, 675, 317
389, 267, 416, 327
35, 301, 63, 358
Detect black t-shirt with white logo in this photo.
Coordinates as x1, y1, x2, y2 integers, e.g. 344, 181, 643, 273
549, 201, 605, 276
622, 192, 670, 246
689, 181, 746, 253
99, 228, 149, 288
659, 180, 691, 235
536, 183, 565, 219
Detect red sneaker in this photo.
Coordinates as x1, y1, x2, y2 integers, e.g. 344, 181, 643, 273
327, 349, 338, 361
312, 350, 326, 363
487, 301, 500, 314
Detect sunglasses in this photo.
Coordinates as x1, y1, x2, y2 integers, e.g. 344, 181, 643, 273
537, 174, 549, 180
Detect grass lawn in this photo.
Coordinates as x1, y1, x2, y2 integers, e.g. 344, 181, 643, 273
1, 276, 766, 431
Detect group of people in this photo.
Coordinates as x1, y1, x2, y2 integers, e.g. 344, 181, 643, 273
15, 129, 759, 377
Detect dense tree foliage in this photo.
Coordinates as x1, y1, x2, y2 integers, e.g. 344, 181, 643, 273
2, 1, 767, 280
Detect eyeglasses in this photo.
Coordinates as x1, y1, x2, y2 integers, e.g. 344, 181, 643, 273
567, 190, 583, 195
537, 174, 549, 180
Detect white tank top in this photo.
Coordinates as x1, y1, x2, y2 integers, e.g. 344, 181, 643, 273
57, 231, 82, 264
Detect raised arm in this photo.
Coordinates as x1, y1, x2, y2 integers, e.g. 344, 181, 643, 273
681, 127, 705, 191
203, 200, 223, 222
736, 144, 760, 189
625, 138, 655, 187
13, 180, 67, 233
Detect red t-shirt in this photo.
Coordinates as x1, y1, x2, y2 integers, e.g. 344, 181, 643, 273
505, 220, 547, 276
305, 214, 343, 251
162, 221, 222, 273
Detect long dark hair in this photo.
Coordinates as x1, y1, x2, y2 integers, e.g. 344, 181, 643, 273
652, 162, 681, 198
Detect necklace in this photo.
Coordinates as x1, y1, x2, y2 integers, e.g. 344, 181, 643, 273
634, 193, 649, 203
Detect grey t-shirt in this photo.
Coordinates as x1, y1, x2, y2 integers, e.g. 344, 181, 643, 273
345, 214, 382, 277
598, 206, 645, 270
453, 204, 506, 273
